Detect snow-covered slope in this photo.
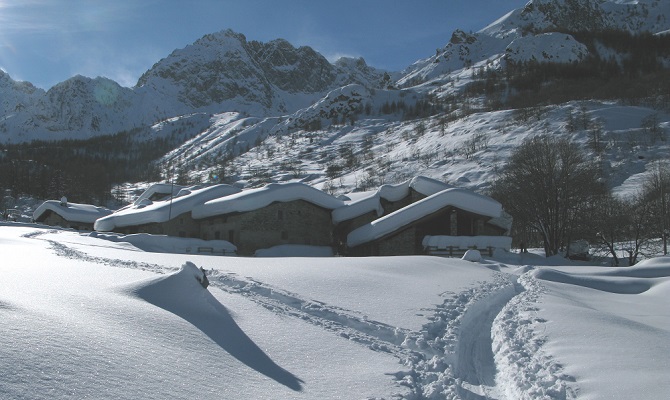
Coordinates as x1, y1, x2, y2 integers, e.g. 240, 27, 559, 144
2, 224, 669, 399
163, 97, 669, 198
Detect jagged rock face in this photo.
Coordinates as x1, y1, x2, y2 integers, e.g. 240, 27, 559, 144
247, 39, 337, 93
0, 73, 142, 140
333, 57, 389, 88
41, 76, 136, 133
1, 29, 387, 142
450, 30, 477, 45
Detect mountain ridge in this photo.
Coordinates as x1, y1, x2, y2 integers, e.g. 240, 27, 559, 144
0, 29, 388, 143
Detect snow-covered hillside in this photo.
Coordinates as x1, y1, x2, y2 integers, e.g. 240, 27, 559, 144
2, 224, 668, 399
161, 98, 669, 197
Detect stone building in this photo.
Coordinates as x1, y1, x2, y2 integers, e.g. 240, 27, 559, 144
332, 176, 453, 253
193, 183, 344, 256
346, 188, 511, 257
89, 178, 511, 258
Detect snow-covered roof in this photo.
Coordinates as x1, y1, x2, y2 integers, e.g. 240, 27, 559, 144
33, 200, 113, 224
333, 176, 453, 224
133, 183, 185, 206
94, 184, 241, 232
347, 188, 503, 247
192, 182, 344, 219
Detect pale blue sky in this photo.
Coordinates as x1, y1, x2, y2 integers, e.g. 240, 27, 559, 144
0, 0, 528, 90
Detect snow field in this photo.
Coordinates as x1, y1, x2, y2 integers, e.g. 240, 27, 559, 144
2, 226, 669, 399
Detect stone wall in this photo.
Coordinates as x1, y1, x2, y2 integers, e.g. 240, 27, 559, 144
114, 212, 199, 238
378, 228, 417, 256
39, 210, 93, 231
198, 200, 334, 256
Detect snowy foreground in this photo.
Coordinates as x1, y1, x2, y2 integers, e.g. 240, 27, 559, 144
1, 225, 668, 400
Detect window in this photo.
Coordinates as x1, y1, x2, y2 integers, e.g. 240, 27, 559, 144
281, 231, 288, 240
214, 231, 221, 240
228, 230, 235, 242
277, 210, 284, 220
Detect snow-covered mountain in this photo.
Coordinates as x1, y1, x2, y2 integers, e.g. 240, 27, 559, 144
1, 0, 669, 199
0, 29, 387, 143
400, 0, 670, 87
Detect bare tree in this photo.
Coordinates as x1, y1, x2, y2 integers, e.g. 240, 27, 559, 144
591, 193, 632, 266
641, 161, 670, 255
490, 135, 604, 257
641, 113, 665, 144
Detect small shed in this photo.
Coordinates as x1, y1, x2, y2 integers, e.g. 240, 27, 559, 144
33, 199, 112, 231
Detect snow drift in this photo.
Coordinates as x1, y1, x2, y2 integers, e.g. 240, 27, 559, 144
121, 262, 304, 391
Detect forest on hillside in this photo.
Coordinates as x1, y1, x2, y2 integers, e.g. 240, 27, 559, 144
0, 129, 166, 204
467, 30, 670, 109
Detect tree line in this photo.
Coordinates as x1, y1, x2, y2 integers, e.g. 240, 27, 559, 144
0, 128, 176, 205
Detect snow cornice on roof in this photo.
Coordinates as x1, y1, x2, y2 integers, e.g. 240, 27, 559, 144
94, 184, 241, 232
347, 188, 502, 248
333, 176, 453, 224
192, 182, 344, 219
33, 200, 112, 224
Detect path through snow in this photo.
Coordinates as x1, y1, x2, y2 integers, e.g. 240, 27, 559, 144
28, 229, 573, 399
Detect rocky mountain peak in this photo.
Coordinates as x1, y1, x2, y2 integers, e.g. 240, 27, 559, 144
246, 37, 337, 93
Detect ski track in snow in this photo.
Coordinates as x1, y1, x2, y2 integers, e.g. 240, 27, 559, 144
32, 229, 575, 400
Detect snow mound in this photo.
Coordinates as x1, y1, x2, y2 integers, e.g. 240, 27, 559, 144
122, 262, 303, 391
533, 268, 654, 294
532, 257, 670, 295
461, 249, 483, 262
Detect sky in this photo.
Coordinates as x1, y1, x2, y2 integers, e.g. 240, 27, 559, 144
0, 0, 528, 90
